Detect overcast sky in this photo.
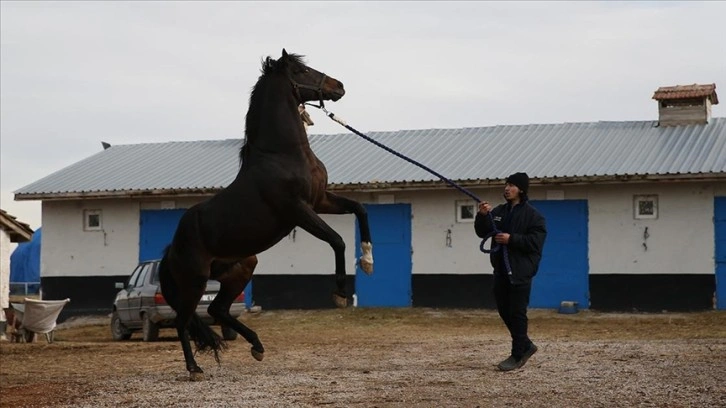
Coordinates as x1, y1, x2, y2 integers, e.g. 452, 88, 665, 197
2, 1, 725, 230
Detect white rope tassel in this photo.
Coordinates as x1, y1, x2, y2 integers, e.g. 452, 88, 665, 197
328, 112, 347, 127
299, 105, 315, 128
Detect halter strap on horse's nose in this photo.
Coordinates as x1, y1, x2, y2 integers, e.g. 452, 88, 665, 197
290, 73, 327, 108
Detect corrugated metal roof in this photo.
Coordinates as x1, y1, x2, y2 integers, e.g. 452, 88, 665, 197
15, 118, 726, 198
315, 119, 726, 185
16, 140, 242, 196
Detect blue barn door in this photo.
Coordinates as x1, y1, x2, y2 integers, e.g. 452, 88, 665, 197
528, 200, 589, 309
139, 209, 186, 262
715, 197, 726, 310
139, 208, 255, 308
355, 204, 412, 307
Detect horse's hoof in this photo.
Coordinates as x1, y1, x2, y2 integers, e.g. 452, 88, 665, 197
332, 293, 348, 308
189, 371, 205, 382
359, 259, 374, 275
251, 348, 264, 361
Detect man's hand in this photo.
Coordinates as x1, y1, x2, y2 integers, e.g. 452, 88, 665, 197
478, 201, 492, 215
494, 233, 510, 244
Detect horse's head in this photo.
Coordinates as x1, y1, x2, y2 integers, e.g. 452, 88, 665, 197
277, 49, 345, 105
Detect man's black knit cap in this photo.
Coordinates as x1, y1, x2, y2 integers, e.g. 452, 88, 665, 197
505, 172, 529, 194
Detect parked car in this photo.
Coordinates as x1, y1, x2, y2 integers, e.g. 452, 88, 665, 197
111, 259, 245, 342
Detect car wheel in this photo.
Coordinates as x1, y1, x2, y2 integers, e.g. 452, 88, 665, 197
142, 313, 160, 342
111, 311, 132, 341
221, 325, 238, 341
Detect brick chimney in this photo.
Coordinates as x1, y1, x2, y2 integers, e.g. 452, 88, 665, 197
652, 83, 718, 127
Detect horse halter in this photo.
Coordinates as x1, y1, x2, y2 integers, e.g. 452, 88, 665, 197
289, 72, 328, 109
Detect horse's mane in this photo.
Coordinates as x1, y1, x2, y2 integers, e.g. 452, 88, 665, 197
261, 53, 306, 75
239, 53, 307, 164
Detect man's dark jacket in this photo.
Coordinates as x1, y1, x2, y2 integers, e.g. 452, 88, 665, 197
474, 200, 547, 285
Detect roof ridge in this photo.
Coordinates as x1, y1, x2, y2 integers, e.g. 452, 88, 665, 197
107, 138, 242, 148
309, 118, 666, 137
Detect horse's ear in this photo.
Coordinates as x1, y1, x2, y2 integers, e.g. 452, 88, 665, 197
281, 49, 288, 59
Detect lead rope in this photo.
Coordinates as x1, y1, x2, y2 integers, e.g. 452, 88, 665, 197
306, 104, 512, 274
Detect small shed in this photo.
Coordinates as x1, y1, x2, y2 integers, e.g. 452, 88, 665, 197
653, 83, 719, 127
0, 209, 34, 335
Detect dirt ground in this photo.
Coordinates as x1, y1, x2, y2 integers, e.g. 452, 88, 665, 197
1, 308, 725, 408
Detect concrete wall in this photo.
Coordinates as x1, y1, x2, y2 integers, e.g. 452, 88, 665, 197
589, 183, 716, 275
42, 200, 140, 278
254, 208, 358, 276
0, 230, 10, 311
38, 181, 725, 280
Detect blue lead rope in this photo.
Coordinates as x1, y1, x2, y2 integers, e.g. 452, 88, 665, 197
312, 106, 511, 274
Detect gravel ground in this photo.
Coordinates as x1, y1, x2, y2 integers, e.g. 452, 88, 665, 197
1, 309, 725, 407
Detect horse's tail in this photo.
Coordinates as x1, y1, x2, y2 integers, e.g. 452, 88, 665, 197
188, 312, 227, 363
158, 245, 226, 363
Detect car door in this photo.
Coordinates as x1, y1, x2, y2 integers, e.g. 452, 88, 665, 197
126, 263, 152, 325
117, 265, 143, 322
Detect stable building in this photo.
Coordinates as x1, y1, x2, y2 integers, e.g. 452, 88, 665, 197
14, 83, 726, 315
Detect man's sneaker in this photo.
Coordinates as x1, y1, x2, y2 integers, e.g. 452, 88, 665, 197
517, 343, 538, 368
497, 344, 538, 372
497, 356, 519, 371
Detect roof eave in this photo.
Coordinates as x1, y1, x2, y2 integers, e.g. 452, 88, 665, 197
16, 173, 724, 201
14, 187, 223, 201
0, 212, 34, 242
329, 173, 726, 192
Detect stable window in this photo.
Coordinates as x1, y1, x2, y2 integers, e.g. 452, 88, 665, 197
456, 200, 477, 223
634, 195, 658, 220
84, 209, 103, 231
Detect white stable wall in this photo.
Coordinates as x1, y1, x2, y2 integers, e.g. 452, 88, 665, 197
40, 196, 362, 278
588, 183, 717, 275
38, 181, 724, 280
41, 199, 140, 278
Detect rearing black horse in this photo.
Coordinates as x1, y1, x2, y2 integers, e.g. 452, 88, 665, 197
158, 49, 374, 381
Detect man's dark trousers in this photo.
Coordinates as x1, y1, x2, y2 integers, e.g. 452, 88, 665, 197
493, 275, 533, 359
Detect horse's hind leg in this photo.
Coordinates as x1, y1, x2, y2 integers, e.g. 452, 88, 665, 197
164, 251, 214, 381
314, 191, 374, 275
291, 202, 349, 308
208, 257, 265, 361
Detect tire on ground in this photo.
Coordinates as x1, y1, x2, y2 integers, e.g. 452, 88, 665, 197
111, 311, 132, 341
142, 313, 160, 342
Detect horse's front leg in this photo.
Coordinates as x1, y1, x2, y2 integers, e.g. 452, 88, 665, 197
292, 202, 349, 308
314, 192, 374, 275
